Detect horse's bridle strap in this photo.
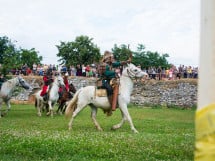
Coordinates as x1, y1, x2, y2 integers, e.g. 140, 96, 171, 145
126, 68, 141, 80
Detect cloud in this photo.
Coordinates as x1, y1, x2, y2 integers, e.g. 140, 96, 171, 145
0, 0, 200, 66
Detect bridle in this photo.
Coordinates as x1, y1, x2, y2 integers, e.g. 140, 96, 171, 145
17, 77, 24, 86
126, 68, 142, 80
56, 77, 65, 88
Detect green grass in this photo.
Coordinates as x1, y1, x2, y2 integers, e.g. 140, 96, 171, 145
0, 104, 195, 161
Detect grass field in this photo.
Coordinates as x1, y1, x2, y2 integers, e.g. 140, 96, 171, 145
0, 104, 195, 161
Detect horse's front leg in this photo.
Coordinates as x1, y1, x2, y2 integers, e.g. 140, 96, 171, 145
114, 103, 138, 133
47, 101, 54, 117
111, 110, 126, 131
0, 100, 11, 117
57, 102, 64, 115
4, 100, 11, 116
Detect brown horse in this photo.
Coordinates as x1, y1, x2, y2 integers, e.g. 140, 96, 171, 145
56, 82, 76, 114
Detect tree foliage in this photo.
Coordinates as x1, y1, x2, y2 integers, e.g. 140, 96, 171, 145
1, 35, 172, 75
132, 44, 171, 69
56, 35, 101, 67
111, 44, 131, 61
0, 36, 42, 75
20, 48, 42, 67
0, 36, 20, 75
111, 44, 170, 69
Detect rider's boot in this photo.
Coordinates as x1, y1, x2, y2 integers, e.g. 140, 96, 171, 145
107, 95, 114, 116
43, 93, 48, 101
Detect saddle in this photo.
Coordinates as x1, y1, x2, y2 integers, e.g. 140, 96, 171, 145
95, 89, 107, 97
95, 78, 119, 111
96, 78, 119, 89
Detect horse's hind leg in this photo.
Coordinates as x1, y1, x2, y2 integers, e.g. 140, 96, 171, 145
56, 103, 62, 115
90, 105, 103, 131
62, 102, 67, 113
58, 102, 66, 115
36, 99, 42, 116
68, 101, 88, 131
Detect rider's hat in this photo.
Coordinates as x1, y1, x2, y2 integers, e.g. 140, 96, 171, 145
101, 51, 113, 62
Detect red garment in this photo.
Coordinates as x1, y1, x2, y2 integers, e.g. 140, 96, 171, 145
40, 85, 48, 96
58, 87, 63, 93
64, 77, 69, 91
43, 75, 48, 83
40, 75, 49, 96
85, 65, 90, 72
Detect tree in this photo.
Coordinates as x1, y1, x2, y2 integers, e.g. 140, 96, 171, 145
132, 44, 171, 69
0, 36, 43, 75
19, 48, 42, 68
0, 36, 20, 75
111, 44, 131, 61
132, 44, 147, 67
56, 35, 101, 67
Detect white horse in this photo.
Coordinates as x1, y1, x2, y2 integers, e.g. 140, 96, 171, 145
0, 76, 32, 117
65, 63, 148, 133
35, 75, 65, 117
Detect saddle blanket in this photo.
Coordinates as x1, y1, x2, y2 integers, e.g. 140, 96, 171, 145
95, 89, 107, 97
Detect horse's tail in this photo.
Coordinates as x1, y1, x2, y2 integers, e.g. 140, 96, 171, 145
65, 88, 82, 118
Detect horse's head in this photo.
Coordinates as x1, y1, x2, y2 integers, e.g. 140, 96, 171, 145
122, 63, 148, 79
69, 83, 76, 93
17, 76, 31, 90
55, 76, 65, 87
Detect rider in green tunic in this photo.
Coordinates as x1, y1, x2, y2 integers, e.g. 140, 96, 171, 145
100, 51, 131, 111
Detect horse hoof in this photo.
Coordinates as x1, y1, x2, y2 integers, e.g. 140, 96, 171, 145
95, 126, 103, 131
111, 127, 117, 131
46, 112, 51, 116
98, 128, 103, 131
1, 112, 7, 117
111, 124, 120, 130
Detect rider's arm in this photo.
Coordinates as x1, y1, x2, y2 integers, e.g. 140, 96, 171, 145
104, 65, 116, 78
112, 62, 121, 68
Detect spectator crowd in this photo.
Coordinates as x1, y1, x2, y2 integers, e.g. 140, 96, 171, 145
5, 63, 198, 80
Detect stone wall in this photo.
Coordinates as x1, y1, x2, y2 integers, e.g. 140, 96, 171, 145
131, 79, 197, 108
13, 76, 198, 108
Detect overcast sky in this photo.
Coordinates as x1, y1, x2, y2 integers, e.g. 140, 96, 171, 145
0, 0, 200, 67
